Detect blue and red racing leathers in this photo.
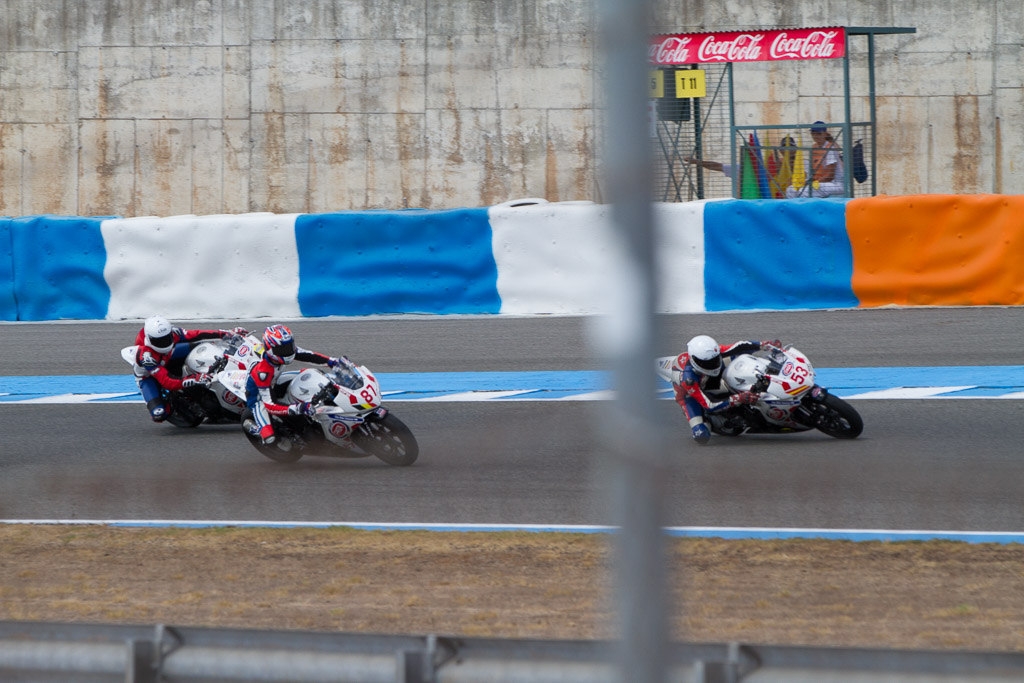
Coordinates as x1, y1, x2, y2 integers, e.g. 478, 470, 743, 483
245, 346, 334, 443
670, 340, 765, 437
132, 326, 227, 421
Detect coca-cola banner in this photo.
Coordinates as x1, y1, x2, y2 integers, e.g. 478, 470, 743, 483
650, 28, 845, 65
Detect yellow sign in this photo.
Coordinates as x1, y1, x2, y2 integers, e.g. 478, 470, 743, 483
675, 69, 706, 98
648, 70, 664, 98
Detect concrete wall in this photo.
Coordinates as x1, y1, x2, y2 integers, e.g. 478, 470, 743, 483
656, 0, 1024, 198
0, 0, 1021, 217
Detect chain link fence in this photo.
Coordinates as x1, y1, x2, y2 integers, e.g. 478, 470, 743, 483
651, 65, 875, 201
731, 123, 874, 199
651, 63, 733, 202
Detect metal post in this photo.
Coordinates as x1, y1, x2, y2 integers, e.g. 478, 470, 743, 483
693, 74, 705, 200
727, 63, 737, 198
868, 32, 879, 197
598, 0, 671, 681
843, 31, 854, 197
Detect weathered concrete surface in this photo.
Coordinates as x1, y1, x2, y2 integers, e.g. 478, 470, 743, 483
0, 0, 1021, 216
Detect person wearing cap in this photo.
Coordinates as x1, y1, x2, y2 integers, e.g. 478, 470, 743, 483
785, 121, 845, 198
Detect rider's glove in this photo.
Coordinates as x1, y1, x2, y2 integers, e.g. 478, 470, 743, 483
288, 402, 316, 418
220, 327, 248, 339
760, 339, 781, 349
327, 356, 352, 369
729, 391, 758, 407
182, 373, 212, 389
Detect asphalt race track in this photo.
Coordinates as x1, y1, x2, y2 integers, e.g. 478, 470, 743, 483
1, 307, 1023, 531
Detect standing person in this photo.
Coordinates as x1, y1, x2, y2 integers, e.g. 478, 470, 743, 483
669, 335, 781, 445
131, 316, 247, 422
785, 122, 845, 198
243, 324, 348, 445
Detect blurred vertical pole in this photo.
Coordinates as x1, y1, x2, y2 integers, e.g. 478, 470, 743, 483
597, 0, 670, 680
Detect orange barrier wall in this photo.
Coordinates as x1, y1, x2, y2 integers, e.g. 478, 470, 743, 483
847, 194, 1024, 307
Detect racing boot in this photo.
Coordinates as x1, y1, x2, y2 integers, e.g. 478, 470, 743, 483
691, 423, 711, 445
147, 398, 168, 423
258, 424, 276, 445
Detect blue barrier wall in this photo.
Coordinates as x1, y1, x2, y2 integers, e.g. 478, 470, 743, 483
703, 199, 859, 312
295, 209, 500, 316
8, 216, 111, 321
0, 219, 16, 320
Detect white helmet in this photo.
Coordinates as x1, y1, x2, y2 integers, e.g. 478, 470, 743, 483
687, 334, 722, 376
144, 316, 175, 353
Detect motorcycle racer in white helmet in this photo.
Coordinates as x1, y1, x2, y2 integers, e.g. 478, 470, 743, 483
668, 334, 781, 445
131, 316, 247, 422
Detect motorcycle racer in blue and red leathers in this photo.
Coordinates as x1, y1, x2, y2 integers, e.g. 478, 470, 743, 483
669, 335, 781, 445
243, 324, 347, 445
132, 315, 248, 422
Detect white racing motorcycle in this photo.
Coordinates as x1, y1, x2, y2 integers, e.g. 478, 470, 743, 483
120, 332, 262, 428
217, 361, 419, 466
657, 344, 863, 440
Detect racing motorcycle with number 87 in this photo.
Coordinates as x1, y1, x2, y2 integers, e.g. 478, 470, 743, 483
217, 360, 419, 466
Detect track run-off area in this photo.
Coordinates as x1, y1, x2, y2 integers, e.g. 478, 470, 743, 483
1, 307, 1023, 537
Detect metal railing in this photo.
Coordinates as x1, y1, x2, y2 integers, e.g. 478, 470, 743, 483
2, 621, 1024, 682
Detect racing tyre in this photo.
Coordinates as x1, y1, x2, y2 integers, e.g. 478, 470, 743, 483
241, 410, 303, 463
814, 394, 863, 439
353, 413, 419, 466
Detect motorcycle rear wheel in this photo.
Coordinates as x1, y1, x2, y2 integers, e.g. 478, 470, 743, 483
353, 413, 419, 466
814, 394, 863, 439
240, 410, 303, 463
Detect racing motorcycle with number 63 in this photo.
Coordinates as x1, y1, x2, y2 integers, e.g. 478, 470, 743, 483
657, 344, 863, 440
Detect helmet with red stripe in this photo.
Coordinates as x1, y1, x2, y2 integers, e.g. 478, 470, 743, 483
262, 324, 296, 365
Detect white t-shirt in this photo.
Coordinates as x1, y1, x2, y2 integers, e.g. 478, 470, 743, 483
815, 147, 844, 185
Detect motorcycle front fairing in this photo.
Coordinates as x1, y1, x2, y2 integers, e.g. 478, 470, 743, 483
723, 346, 816, 431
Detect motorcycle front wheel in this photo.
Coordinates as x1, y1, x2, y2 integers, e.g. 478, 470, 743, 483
240, 409, 303, 463
813, 394, 863, 439
353, 413, 419, 466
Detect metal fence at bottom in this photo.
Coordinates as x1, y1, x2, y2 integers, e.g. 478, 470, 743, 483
1, 621, 1023, 683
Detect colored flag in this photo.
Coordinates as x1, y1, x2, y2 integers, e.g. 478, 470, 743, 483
790, 133, 807, 193
751, 132, 772, 199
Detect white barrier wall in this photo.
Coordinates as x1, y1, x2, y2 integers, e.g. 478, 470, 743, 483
102, 214, 303, 320
490, 202, 708, 315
